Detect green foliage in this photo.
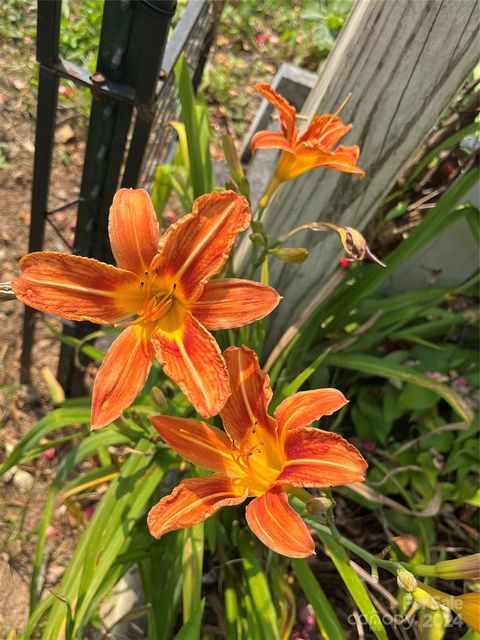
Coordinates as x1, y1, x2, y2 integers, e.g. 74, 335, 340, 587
59, 0, 102, 72
151, 54, 215, 220
268, 170, 479, 590
203, 0, 353, 134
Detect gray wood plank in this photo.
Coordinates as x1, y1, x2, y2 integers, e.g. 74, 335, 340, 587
237, 0, 479, 353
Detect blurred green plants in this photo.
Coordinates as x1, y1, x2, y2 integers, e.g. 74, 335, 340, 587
151, 55, 215, 218
203, 0, 353, 134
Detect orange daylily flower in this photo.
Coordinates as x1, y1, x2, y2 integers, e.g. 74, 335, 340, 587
251, 83, 365, 206
419, 583, 480, 632
148, 346, 367, 558
13, 190, 280, 428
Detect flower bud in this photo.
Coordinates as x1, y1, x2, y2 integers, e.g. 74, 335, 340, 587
270, 247, 309, 263
434, 554, 480, 581
151, 386, 167, 409
397, 568, 417, 593
306, 497, 332, 515
222, 133, 250, 198
249, 232, 266, 246
412, 587, 440, 611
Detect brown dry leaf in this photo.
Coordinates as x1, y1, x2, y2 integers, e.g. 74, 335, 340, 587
392, 534, 419, 558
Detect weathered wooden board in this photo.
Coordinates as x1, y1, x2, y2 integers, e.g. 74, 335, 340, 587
238, 0, 479, 353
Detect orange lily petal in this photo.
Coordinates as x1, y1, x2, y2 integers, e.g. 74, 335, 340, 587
91, 325, 154, 429
108, 188, 160, 275
278, 143, 364, 181
274, 389, 348, 431
150, 415, 238, 476
148, 474, 246, 538
458, 593, 480, 632
251, 130, 294, 154
277, 427, 367, 487
255, 83, 297, 142
221, 346, 275, 443
151, 311, 230, 418
319, 144, 364, 176
12, 252, 141, 323
153, 191, 250, 302
245, 487, 315, 558
420, 585, 480, 632
299, 114, 352, 149
191, 279, 281, 330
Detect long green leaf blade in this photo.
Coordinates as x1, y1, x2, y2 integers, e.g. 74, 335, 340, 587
314, 529, 388, 640
292, 559, 347, 640
237, 533, 280, 640
173, 598, 205, 640
326, 352, 473, 423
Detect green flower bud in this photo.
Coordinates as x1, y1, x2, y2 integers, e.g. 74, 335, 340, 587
397, 568, 417, 593
306, 497, 333, 515
270, 247, 309, 263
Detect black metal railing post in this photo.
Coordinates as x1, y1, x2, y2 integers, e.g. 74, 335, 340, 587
22, 0, 217, 389
21, 0, 62, 383
57, 0, 177, 391
121, 0, 177, 188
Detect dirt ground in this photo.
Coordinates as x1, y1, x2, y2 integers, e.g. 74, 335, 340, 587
0, 25, 89, 633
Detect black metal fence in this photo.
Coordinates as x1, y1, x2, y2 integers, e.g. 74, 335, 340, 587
22, 0, 219, 390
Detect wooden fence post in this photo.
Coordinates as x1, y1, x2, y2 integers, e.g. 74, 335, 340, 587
240, 0, 479, 353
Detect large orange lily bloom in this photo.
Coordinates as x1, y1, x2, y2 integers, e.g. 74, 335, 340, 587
13, 190, 280, 428
251, 84, 364, 206
148, 346, 367, 558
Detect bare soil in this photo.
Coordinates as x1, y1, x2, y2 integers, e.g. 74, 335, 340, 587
0, 10, 88, 633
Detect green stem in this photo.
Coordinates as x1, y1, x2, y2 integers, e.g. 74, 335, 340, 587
289, 486, 312, 503
257, 176, 280, 220
402, 563, 437, 578
289, 487, 403, 575
307, 518, 401, 574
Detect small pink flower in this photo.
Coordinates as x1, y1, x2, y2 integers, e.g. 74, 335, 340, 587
305, 614, 316, 630
46, 526, 58, 538
297, 603, 315, 625
255, 34, 269, 44
84, 505, 96, 520
43, 447, 56, 461
451, 374, 470, 390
